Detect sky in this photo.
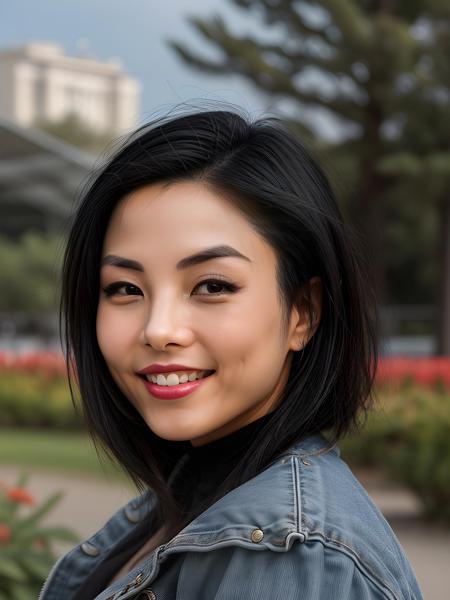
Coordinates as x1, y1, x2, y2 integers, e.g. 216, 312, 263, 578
0, 0, 274, 122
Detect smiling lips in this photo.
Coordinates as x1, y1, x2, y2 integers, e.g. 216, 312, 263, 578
141, 370, 215, 400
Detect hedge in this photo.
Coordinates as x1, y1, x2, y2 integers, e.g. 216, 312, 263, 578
0, 372, 82, 430
340, 383, 450, 522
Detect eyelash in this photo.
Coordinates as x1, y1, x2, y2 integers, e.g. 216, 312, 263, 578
102, 278, 240, 299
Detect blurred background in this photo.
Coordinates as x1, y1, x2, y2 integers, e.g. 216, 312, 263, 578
0, 1, 449, 599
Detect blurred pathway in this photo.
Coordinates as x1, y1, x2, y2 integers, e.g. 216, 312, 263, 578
1, 465, 449, 599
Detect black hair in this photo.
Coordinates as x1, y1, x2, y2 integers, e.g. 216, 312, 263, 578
60, 105, 378, 542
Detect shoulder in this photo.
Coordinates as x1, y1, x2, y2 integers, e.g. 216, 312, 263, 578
186, 434, 422, 600
282, 436, 423, 598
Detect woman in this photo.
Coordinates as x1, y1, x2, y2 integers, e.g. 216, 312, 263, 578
39, 108, 423, 599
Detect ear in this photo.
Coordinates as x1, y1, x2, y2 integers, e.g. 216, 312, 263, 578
287, 276, 322, 351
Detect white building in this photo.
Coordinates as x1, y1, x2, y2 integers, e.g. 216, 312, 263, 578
0, 42, 140, 135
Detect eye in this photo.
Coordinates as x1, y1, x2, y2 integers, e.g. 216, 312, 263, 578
102, 282, 143, 297
101, 278, 240, 299
192, 278, 239, 296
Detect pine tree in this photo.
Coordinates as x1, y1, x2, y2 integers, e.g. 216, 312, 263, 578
169, 0, 450, 354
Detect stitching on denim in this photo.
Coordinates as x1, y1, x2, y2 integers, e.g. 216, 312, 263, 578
295, 456, 313, 536
290, 456, 300, 533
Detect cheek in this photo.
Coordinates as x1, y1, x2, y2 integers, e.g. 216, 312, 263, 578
209, 291, 282, 373
96, 305, 138, 400
96, 305, 129, 366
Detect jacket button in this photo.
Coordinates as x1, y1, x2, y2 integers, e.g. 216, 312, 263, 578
135, 572, 144, 584
137, 591, 156, 599
125, 507, 141, 523
251, 528, 264, 543
81, 542, 101, 556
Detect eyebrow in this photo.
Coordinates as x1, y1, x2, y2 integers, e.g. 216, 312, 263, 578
100, 245, 251, 272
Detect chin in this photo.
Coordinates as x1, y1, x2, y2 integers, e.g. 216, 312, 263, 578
143, 418, 201, 443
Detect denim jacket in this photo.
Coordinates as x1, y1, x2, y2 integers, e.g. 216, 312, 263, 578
39, 434, 423, 599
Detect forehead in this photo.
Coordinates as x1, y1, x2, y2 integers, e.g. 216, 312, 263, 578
101, 181, 275, 269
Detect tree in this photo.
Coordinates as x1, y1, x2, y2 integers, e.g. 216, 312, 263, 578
169, 0, 450, 353
0, 232, 63, 313
377, 8, 450, 353
35, 113, 114, 154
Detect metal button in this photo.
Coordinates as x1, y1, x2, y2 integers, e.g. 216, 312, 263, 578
125, 507, 141, 523
138, 591, 156, 600
251, 528, 264, 543
135, 572, 144, 585
81, 542, 101, 556
301, 458, 312, 466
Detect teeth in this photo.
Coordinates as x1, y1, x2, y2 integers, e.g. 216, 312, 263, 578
146, 370, 212, 386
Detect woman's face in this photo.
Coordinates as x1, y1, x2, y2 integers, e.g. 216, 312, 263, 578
97, 180, 318, 446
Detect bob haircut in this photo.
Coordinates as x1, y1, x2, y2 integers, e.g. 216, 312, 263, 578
60, 106, 378, 540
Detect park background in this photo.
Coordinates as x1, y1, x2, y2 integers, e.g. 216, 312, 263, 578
0, 1, 449, 599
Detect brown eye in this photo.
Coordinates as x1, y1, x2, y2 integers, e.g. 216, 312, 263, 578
192, 279, 239, 296
102, 282, 143, 297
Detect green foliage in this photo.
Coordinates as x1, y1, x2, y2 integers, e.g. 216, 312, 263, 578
0, 232, 63, 312
0, 473, 80, 599
35, 113, 115, 154
340, 385, 450, 522
0, 372, 82, 429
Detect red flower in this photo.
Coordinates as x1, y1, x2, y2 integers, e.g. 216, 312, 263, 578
0, 523, 12, 543
376, 357, 450, 389
7, 487, 36, 506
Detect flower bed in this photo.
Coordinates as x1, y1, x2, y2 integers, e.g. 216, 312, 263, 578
0, 371, 82, 429
376, 356, 450, 389
0, 351, 66, 381
0, 351, 81, 429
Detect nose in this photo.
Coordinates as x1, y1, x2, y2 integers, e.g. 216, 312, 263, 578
140, 293, 194, 350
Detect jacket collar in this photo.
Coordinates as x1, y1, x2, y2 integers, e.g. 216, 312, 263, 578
136, 432, 336, 555
39, 433, 335, 600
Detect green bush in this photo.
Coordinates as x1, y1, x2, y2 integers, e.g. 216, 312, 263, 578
340, 385, 450, 522
0, 373, 82, 430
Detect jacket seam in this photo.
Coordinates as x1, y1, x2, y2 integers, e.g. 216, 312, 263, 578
291, 455, 301, 534
295, 455, 313, 535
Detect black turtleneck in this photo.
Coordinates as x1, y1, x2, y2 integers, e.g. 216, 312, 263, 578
170, 411, 274, 521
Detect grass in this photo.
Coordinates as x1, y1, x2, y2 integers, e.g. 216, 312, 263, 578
0, 428, 132, 485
